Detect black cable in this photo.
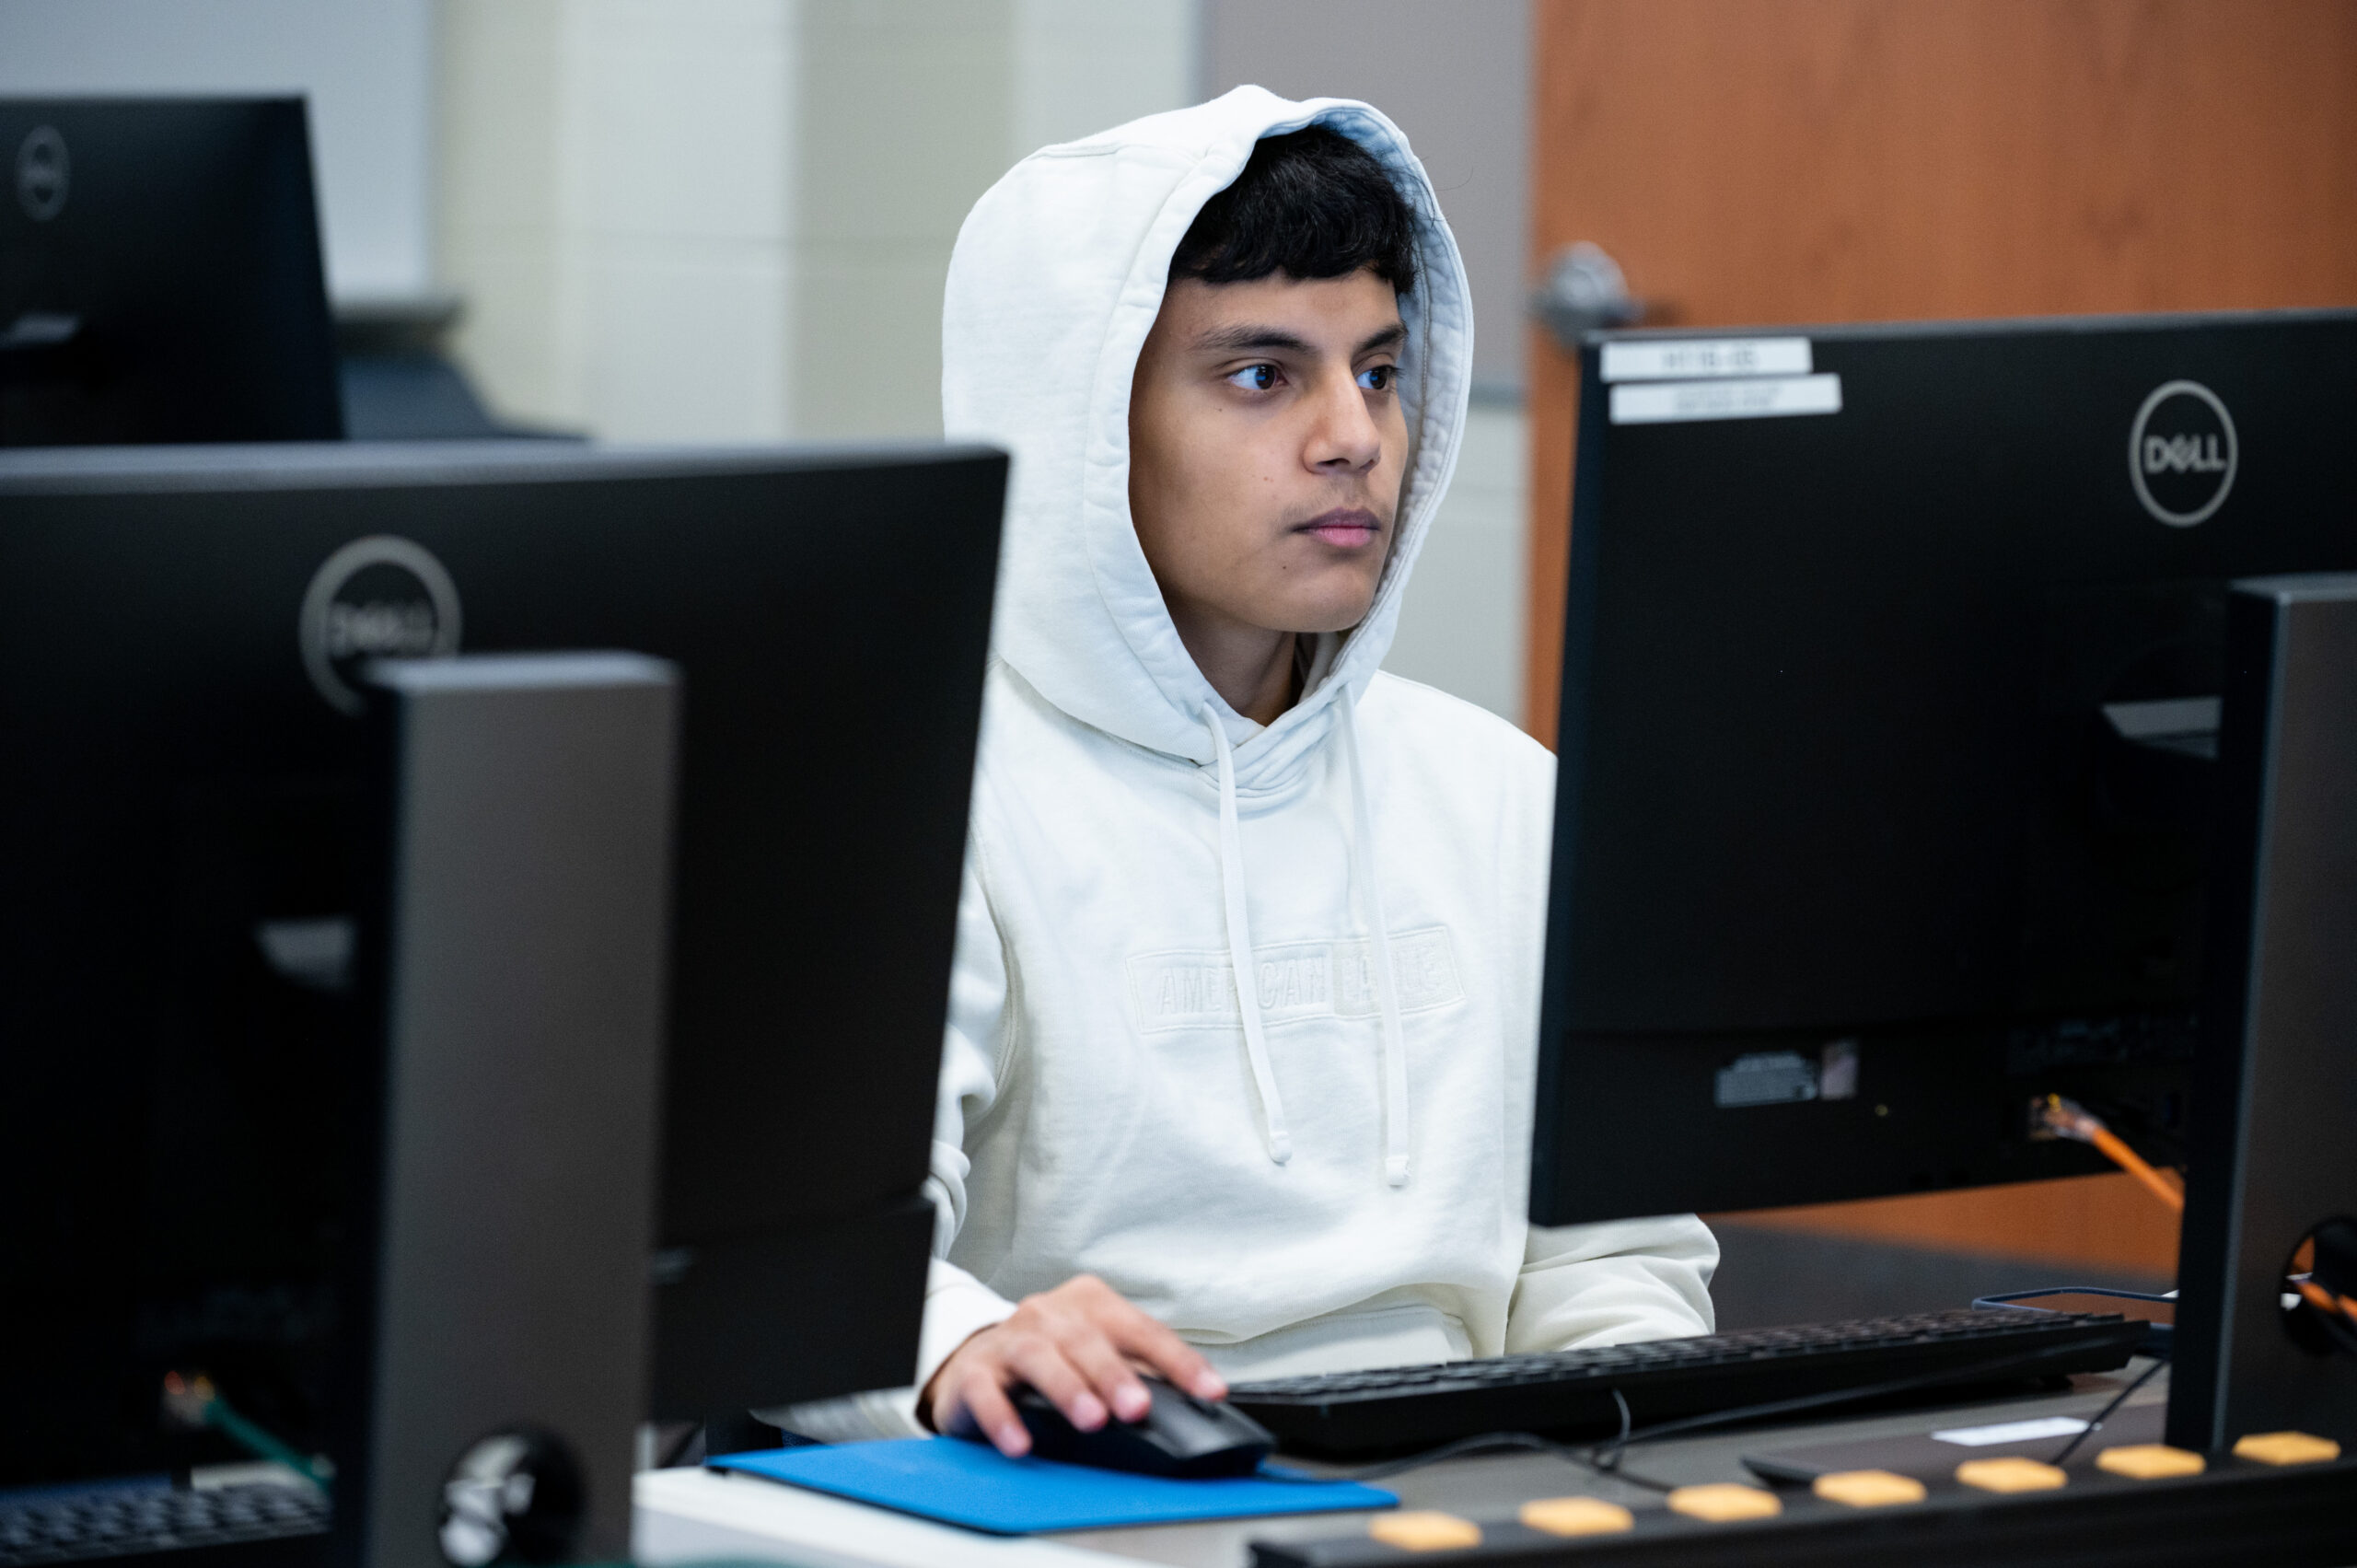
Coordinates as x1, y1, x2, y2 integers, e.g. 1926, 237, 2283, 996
1575, 1389, 1642, 1481
1282, 1430, 1678, 1493
1583, 1389, 1677, 1489
656, 1423, 703, 1470
1345, 1432, 1587, 1481
1593, 1332, 2138, 1457
1263, 1396, 1673, 1490
2049, 1356, 2166, 1469
2297, 1293, 2357, 1359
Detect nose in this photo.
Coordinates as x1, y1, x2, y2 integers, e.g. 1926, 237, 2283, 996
1305, 369, 1384, 476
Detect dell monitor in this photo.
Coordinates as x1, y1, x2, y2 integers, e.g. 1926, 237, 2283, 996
0, 99, 343, 446
0, 443, 1002, 1519
1529, 308, 2357, 1225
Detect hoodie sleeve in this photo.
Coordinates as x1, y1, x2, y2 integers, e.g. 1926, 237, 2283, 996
913, 854, 1021, 1398
1502, 1215, 1721, 1353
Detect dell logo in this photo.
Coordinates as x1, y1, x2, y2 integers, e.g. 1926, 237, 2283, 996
299, 536, 463, 714
327, 598, 440, 659
2143, 432, 2228, 475
2129, 379, 2237, 527
16, 125, 68, 222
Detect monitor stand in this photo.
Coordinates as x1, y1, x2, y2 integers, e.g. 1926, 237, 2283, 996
339, 654, 679, 1568
2168, 574, 2357, 1452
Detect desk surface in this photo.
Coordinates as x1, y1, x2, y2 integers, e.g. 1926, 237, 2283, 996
635, 1362, 2200, 1568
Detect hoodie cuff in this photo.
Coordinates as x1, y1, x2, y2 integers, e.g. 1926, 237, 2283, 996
913, 1258, 1019, 1408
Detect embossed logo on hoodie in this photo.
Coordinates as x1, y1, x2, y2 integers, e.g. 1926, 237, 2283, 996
1127, 927, 1463, 1031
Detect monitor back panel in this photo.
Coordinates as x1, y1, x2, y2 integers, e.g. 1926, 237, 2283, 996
0, 442, 1002, 1487
1532, 310, 2357, 1224
0, 99, 343, 446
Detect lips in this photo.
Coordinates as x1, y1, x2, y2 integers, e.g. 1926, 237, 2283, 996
1295, 508, 1383, 549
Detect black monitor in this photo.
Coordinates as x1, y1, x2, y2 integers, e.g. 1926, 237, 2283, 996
0, 99, 343, 446
0, 442, 1001, 1498
1529, 308, 2357, 1226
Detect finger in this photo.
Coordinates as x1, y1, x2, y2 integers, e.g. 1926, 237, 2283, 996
1061, 1321, 1155, 1423
928, 1362, 982, 1437
1004, 1336, 1109, 1432
1100, 1306, 1225, 1400
958, 1369, 1031, 1458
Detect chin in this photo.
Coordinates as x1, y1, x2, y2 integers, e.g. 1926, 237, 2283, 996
1286, 595, 1382, 637
1260, 562, 1383, 638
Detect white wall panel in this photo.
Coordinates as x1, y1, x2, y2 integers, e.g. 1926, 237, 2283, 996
436, 0, 1195, 441
436, 0, 798, 437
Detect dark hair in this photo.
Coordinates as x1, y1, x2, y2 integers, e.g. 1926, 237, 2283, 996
1169, 124, 1418, 295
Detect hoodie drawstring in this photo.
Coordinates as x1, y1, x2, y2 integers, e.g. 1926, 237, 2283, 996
1338, 694, 1412, 1187
1205, 698, 1411, 1187
1206, 712, 1293, 1165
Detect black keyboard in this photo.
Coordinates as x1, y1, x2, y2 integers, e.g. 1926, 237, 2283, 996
1228, 1307, 2142, 1457
0, 1482, 327, 1566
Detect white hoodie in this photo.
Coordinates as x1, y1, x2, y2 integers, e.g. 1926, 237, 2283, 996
918, 87, 1715, 1399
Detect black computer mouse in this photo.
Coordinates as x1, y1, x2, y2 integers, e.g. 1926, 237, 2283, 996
1001, 1376, 1274, 1478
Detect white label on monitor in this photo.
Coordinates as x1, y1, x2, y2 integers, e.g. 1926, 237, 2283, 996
1600, 337, 1812, 382
1714, 1051, 1819, 1108
1610, 374, 1842, 424
1931, 1416, 2090, 1447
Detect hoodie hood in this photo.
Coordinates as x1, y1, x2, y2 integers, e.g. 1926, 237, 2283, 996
943, 86, 1474, 792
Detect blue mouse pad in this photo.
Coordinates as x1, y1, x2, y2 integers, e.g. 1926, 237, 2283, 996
711, 1437, 1396, 1535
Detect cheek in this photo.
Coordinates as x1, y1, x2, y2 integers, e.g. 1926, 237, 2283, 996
1177, 430, 1286, 542
1379, 408, 1411, 496
1137, 427, 1278, 581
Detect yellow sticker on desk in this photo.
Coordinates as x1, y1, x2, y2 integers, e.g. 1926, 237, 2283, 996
1666, 1482, 1782, 1522
1367, 1511, 1481, 1551
1956, 1457, 2067, 1493
2096, 1444, 2205, 1480
1813, 1469, 1927, 1507
2233, 1431, 2340, 1466
1519, 1496, 1634, 1536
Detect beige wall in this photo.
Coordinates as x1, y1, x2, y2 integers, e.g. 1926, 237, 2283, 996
436, 0, 1196, 442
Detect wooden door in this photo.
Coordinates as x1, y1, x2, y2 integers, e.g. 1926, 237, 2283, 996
1527, 0, 2357, 1276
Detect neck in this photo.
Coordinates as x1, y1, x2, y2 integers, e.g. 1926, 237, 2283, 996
1167, 603, 1300, 726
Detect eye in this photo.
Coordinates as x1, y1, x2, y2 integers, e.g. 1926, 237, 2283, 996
1358, 365, 1397, 393
1225, 364, 1280, 392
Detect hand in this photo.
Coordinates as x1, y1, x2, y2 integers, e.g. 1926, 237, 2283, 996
922, 1274, 1227, 1457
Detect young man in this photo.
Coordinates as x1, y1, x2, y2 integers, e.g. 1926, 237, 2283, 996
923, 88, 1715, 1456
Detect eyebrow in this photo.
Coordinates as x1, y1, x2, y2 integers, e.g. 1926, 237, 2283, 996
1193, 320, 1408, 357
